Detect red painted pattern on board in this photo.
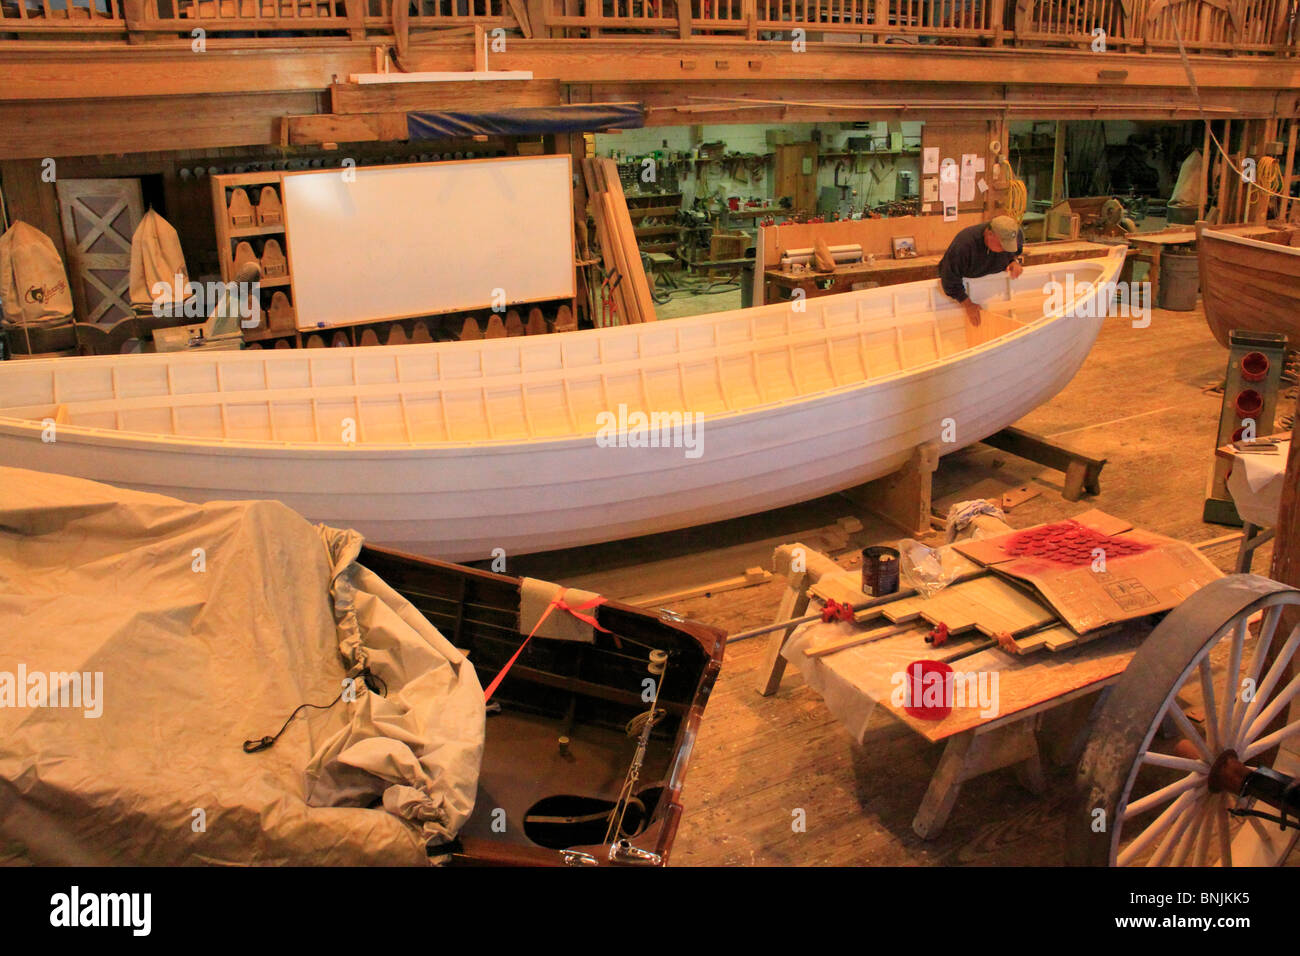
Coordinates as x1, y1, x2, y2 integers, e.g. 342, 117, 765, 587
1000, 520, 1150, 566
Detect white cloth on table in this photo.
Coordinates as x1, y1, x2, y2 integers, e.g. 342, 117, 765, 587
782, 612, 945, 744
1226, 440, 1289, 528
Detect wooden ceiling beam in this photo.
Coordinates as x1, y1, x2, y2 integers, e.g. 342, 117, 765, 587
328, 79, 562, 114
284, 112, 408, 146
3, 39, 1300, 103
0, 91, 317, 160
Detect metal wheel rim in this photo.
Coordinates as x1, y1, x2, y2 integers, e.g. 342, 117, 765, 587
1071, 574, 1300, 866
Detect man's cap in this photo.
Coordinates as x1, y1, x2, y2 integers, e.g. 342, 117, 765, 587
987, 215, 1020, 251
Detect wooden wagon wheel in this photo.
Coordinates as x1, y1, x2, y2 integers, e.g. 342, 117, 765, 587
1069, 574, 1300, 866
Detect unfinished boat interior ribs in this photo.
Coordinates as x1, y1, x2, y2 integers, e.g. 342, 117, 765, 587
358, 546, 724, 866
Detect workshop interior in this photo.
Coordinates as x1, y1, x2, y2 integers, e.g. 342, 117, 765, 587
2, 2, 1300, 882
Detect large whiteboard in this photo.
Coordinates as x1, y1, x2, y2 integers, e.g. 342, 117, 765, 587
282, 156, 574, 330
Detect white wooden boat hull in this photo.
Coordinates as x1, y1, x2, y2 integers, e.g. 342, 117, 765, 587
0, 249, 1124, 561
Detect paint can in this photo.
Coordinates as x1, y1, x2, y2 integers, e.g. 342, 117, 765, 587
861, 546, 900, 596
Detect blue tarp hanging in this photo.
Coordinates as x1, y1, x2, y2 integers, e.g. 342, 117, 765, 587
407, 104, 644, 139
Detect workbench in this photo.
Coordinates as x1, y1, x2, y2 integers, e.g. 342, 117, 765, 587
755, 543, 1152, 840
762, 239, 1116, 304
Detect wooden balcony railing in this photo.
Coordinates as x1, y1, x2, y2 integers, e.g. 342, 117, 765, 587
1, 0, 1295, 57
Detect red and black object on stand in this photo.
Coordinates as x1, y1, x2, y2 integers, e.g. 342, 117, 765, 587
1203, 329, 1289, 526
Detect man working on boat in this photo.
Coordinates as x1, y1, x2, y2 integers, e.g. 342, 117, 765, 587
938, 215, 1025, 325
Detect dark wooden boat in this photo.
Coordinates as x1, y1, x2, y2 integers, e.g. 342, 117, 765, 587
359, 545, 725, 866
1198, 223, 1300, 348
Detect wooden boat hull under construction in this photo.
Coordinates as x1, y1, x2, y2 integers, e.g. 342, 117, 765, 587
1198, 225, 1300, 349
360, 545, 724, 866
0, 248, 1125, 561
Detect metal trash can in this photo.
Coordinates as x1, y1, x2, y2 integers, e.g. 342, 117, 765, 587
740, 263, 754, 309
1159, 247, 1199, 311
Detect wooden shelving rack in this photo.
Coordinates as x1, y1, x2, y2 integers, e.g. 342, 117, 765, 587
625, 190, 683, 257
211, 171, 298, 343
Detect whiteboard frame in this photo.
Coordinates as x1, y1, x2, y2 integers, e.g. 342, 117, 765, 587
280, 155, 575, 332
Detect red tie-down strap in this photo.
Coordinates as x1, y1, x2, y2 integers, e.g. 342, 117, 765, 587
483, 589, 611, 702
821, 599, 856, 623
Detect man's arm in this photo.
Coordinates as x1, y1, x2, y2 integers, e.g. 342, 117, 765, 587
938, 245, 969, 302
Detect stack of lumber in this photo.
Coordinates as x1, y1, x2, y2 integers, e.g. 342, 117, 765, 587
809, 565, 1103, 658
581, 157, 656, 325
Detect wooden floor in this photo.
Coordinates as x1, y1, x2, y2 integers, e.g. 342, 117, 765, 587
506, 298, 1297, 867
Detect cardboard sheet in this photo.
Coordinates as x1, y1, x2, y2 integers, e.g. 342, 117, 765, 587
953, 509, 1222, 633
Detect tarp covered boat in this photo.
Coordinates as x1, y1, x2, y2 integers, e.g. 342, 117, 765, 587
0, 467, 722, 866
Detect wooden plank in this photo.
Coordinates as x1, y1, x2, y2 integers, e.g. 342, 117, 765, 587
628, 567, 772, 606
1268, 401, 1300, 667
1216, 120, 1233, 224
805, 622, 917, 657
1200, 119, 1210, 222
756, 584, 810, 696
589, 160, 638, 325
328, 79, 562, 114
1282, 118, 1297, 222
596, 157, 656, 322
283, 112, 408, 146
879, 629, 1147, 742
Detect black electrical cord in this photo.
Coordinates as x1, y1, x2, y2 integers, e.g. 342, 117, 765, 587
243, 667, 387, 753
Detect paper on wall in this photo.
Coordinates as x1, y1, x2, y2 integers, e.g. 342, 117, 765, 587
974, 157, 986, 173
977, 178, 988, 194
923, 177, 939, 203
939, 159, 959, 221
923, 147, 939, 174
959, 153, 977, 203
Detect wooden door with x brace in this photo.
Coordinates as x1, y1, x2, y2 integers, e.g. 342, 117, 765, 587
55, 177, 145, 325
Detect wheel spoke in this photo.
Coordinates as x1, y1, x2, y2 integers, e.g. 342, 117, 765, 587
1122, 771, 1202, 820
1216, 797, 1233, 868
1167, 703, 1216, 764
1229, 605, 1284, 744
1146, 791, 1203, 867
1246, 605, 1284, 687
1220, 619, 1246, 746
1172, 799, 1210, 866
1198, 658, 1221, 753
1193, 795, 1216, 865
1236, 623, 1300, 748
1242, 716, 1300, 762
1141, 752, 1207, 774
1241, 671, 1300, 750
1118, 785, 1200, 866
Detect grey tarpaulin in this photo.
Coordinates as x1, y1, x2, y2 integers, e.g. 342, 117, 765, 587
407, 104, 644, 139
0, 467, 484, 865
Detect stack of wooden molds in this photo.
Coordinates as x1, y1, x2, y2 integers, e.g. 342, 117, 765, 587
581, 157, 656, 325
